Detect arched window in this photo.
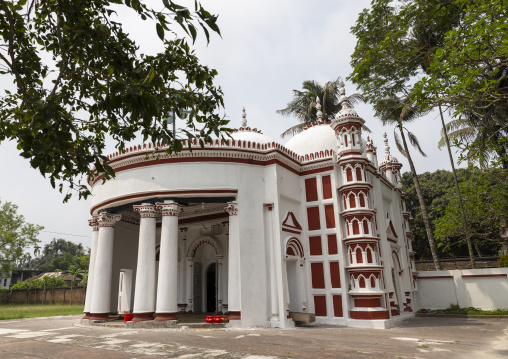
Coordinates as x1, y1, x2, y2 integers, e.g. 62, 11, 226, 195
359, 276, 366, 288
363, 220, 369, 235
343, 196, 348, 210
370, 275, 376, 289
356, 167, 363, 181
344, 134, 348, 147
349, 193, 356, 208
355, 247, 363, 264
346, 167, 353, 182
352, 220, 360, 235
359, 193, 366, 207
366, 246, 373, 263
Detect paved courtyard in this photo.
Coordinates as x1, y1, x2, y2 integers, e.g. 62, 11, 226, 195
0, 315, 506, 358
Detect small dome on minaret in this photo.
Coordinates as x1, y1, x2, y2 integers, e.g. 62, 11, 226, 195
231, 107, 274, 144
316, 97, 323, 121
379, 132, 400, 167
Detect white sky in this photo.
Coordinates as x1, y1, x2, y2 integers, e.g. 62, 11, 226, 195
0, 0, 463, 251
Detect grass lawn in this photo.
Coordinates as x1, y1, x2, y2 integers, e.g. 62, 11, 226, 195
431, 304, 508, 316
0, 303, 84, 320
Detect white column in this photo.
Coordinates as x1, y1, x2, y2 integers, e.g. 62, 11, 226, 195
132, 203, 157, 321
90, 213, 121, 320
186, 257, 194, 312
225, 202, 241, 320
298, 259, 307, 311
83, 216, 98, 318
154, 201, 181, 321
265, 203, 279, 321
217, 257, 223, 313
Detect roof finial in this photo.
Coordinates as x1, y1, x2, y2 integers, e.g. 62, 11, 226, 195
241, 107, 247, 127
316, 97, 322, 121
383, 132, 390, 156
339, 80, 351, 109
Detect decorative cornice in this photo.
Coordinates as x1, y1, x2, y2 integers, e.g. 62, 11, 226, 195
155, 202, 183, 216
97, 213, 122, 227
133, 204, 157, 218
90, 140, 337, 186
224, 202, 239, 216
88, 217, 99, 231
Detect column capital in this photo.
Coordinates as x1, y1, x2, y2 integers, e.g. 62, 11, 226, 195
264, 203, 274, 211
224, 202, 239, 216
88, 216, 99, 231
155, 202, 182, 216
97, 213, 122, 227
133, 203, 157, 218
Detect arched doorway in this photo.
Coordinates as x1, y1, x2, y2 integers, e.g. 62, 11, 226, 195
186, 236, 224, 313
285, 237, 307, 313
206, 263, 217, 313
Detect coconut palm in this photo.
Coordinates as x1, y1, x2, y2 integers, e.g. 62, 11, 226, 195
63, 265, 85, 305
378, 97, 442, 270
438, 112, 508, 169
277, 78, 365, 138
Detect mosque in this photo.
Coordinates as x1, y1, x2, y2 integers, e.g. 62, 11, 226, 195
83, 84, 417, 329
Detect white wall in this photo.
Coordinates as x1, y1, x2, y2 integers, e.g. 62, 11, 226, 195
417, 269, 508, 310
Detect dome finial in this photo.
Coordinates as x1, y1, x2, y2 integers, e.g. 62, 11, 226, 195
316, 97, 322, 121
241, 107, 247, 127
339, 80, 351, 109
383, 132, 390, 156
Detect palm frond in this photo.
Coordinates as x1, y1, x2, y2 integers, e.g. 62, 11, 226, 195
362, 124, 372, 133
393, 130, 408, 158
438, 127, 476, 148
407, 130, 427, 157
280, 123, 307, 139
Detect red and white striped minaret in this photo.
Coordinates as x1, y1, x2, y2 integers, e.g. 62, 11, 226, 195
330, 82, 389, 320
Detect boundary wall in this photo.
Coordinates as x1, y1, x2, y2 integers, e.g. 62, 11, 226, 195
417, 269, 508, 310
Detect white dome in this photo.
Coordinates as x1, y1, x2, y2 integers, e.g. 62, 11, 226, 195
284, 122, 337, 156
231, 129, 273, 144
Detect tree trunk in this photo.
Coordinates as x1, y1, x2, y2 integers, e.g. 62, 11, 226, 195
70, 282, 73, 305
438, 106, 476, 268
398, 124, 442, 270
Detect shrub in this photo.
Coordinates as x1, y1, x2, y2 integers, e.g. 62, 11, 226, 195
499, 255, 508, 268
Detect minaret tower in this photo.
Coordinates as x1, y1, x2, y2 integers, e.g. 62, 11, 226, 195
379, 133, 402, 186
330, 82, 389, 320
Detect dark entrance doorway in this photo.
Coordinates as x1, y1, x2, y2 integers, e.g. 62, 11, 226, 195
206, 263, 217, 313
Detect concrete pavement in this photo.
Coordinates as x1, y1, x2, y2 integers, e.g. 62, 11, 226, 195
0, 315, 506, 358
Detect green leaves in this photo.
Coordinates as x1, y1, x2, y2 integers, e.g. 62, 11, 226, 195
0, 0, 225, 201
0, 200, 43, 274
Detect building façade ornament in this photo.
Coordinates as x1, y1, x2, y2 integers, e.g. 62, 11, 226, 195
96, 213, 122, 227
155, 202, 183, 216
88, 216, 99, 231
133, 203, 157, 218
224, 202, 239, 216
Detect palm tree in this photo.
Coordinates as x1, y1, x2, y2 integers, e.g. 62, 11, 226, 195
438, 112, 508, 169
277, 78, 364, 138
63, 265, 85, 305
379, 97, 442, 270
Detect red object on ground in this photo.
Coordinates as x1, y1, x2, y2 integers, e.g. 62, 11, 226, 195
214, 316, 222, 323
124, 313, 134, 322
205, 316, 214, 323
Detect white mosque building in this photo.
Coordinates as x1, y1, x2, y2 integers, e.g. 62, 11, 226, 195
83, 84, 417, 329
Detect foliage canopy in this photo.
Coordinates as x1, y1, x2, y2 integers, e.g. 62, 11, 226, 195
0, 0, 229, 201
0, 199, 42, 274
